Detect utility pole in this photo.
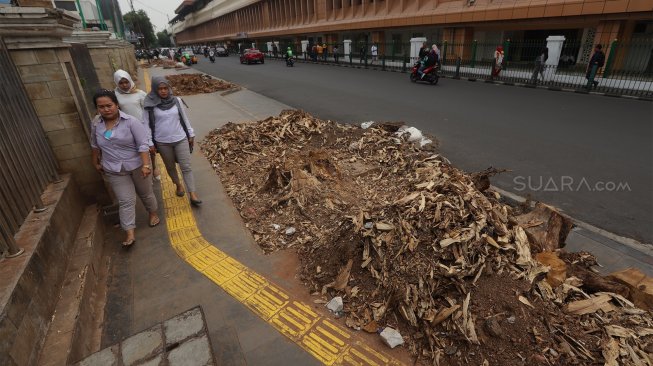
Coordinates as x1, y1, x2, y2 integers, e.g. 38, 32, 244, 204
129, 0, 135, 12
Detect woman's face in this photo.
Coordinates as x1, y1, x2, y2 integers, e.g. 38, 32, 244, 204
157, 84, 170, 99
96, 96, 120, 120
118, 78, 131, 92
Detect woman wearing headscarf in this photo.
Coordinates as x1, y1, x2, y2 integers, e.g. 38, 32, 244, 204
491, 45, 504, 79
90, 89, 159, 247
143, 76, 202, 206
114, 70, 161, 180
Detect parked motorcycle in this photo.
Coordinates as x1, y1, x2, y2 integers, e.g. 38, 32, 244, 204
410, 62, 439, 85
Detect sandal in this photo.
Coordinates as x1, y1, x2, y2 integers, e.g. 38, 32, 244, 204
176, 190, 186, 197
122, 238, 136, 248
149, 216, 160, 227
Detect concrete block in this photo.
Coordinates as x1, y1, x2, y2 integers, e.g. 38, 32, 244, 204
35, 49, 58, 64
47, 80, 72, 98
60, 112, 83, 129
76, 345, 119, 366
19, 64, 66, 84
33, 97, 77, 117
121, 324, 163, 366
25, 82, 52, 100
10, 50, 38, 66
167, 335, 212, 366
53, 142, 91, 161
47, 126, 87, 147
39, 115, 65, 132
164, 307, 204, 345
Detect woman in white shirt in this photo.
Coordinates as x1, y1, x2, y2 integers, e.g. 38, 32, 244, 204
143, 76, 202, 206
114, 70, 161, 180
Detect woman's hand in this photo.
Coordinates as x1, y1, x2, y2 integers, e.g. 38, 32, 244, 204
142, 165, 152, 178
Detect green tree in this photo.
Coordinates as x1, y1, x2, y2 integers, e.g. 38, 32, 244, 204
123, 10, 156, 48
157, 30, 172, 48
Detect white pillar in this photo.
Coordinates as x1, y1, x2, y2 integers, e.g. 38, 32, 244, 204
274, 41, 280, 52
267, 41, 273, 53
301, 40, 309, 54
343, 39, 352, 57
251, 42, 256, 49
544, 35, 566, 81
410, 37, 427, 64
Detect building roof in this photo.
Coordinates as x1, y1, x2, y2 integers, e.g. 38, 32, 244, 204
174, 0, 196, 15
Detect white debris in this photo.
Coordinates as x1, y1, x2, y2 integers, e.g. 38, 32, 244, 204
326, 296, 344, 313
271, 224, 281, 230
285, 227, 296, 236
380, 327, 404, 348
395, 126, 433, 147
360, 121, 375, 129
364, 222, 374, 229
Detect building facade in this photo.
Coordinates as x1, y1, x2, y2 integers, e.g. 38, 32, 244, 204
170, 0, 652, 69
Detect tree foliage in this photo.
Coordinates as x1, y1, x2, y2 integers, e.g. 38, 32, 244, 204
157, 30, 172, 48
123, 10, 156, 48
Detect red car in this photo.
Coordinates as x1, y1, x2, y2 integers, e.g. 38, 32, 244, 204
240, 49, 265, 64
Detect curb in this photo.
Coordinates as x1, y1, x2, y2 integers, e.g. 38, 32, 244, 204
490, 185, 653, 257
268, 57, 652, 102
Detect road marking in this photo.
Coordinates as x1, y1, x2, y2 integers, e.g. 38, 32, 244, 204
144, 69, 403, 366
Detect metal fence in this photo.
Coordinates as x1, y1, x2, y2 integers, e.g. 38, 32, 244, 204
263, 39, 653, 98
0, 38, 60, 257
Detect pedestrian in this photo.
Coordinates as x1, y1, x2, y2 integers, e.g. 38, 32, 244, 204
272, 44, 278, 58
316, 44, 323, 61
90, 89, 159, 247
333, 45, 339, 63
323, 43, 328, 61
491, 45, 504, 79
531, 47, 548, 83
359, 45, 367, 63
586, 44, 606, 88
371, 43, 378, 63
143, 77, 202, 206
113, 70, 162, 181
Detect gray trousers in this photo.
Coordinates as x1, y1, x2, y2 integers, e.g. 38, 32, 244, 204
106, 166, 158, 231
157, 138, 196, 192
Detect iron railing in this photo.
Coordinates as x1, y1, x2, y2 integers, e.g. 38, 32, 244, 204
263, 39, 653, 98
0, 38, 60, 257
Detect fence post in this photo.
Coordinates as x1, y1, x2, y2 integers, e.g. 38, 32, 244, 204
470, 40, 477, 68
1, 221, 24, 258
603, 39, 618, 79
382, 51, 386, 71
402, 54, 407, 73
455, 57, 461, 79
442, 40, 448, 66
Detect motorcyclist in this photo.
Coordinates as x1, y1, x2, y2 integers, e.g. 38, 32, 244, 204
418, 45, 438, 79
209, 48, 215, 62
285, 47, 293, 60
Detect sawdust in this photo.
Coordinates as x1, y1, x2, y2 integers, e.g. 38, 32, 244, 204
201, 110, 653, 365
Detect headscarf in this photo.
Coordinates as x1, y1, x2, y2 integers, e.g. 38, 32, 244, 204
144, 76, 176, 110
113, 69, 136, 94
432, 44, 440, 56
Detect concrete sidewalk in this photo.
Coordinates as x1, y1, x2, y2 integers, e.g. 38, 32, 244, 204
100, 64, 652, 366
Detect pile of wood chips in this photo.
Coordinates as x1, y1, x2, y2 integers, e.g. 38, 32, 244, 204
166, 73, 236, 96
200, 110, 653, 366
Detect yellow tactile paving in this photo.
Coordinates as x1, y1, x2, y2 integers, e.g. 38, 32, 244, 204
144, 68, 403, 365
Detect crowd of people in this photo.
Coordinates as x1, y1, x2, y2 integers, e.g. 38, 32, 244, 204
91, 70, 201, 247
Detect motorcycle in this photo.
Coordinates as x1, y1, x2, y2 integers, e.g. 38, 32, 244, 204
410, 62, 439, 85
209, 51, 215, 63
286, 56, 295, 67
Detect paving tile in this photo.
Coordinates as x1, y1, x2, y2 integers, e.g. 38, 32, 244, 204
75, 345, 119, 366
164, 307, 205, 345
167, 335, 213, 366
121, 324, 163, 366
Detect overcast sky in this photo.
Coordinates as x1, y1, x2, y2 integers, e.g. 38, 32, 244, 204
117, 0, 180, 32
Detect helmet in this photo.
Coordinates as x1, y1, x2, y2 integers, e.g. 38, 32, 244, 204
287, 47, 291, 50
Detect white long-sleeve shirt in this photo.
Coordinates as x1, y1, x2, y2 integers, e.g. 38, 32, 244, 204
143, 97, 195, 144
116, 89, 147, 121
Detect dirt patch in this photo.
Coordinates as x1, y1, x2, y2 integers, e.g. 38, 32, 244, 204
166, 73, 236, 96
200, 110, 653, 365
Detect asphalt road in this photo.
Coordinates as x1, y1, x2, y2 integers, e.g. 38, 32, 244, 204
192, 56, 653, 243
